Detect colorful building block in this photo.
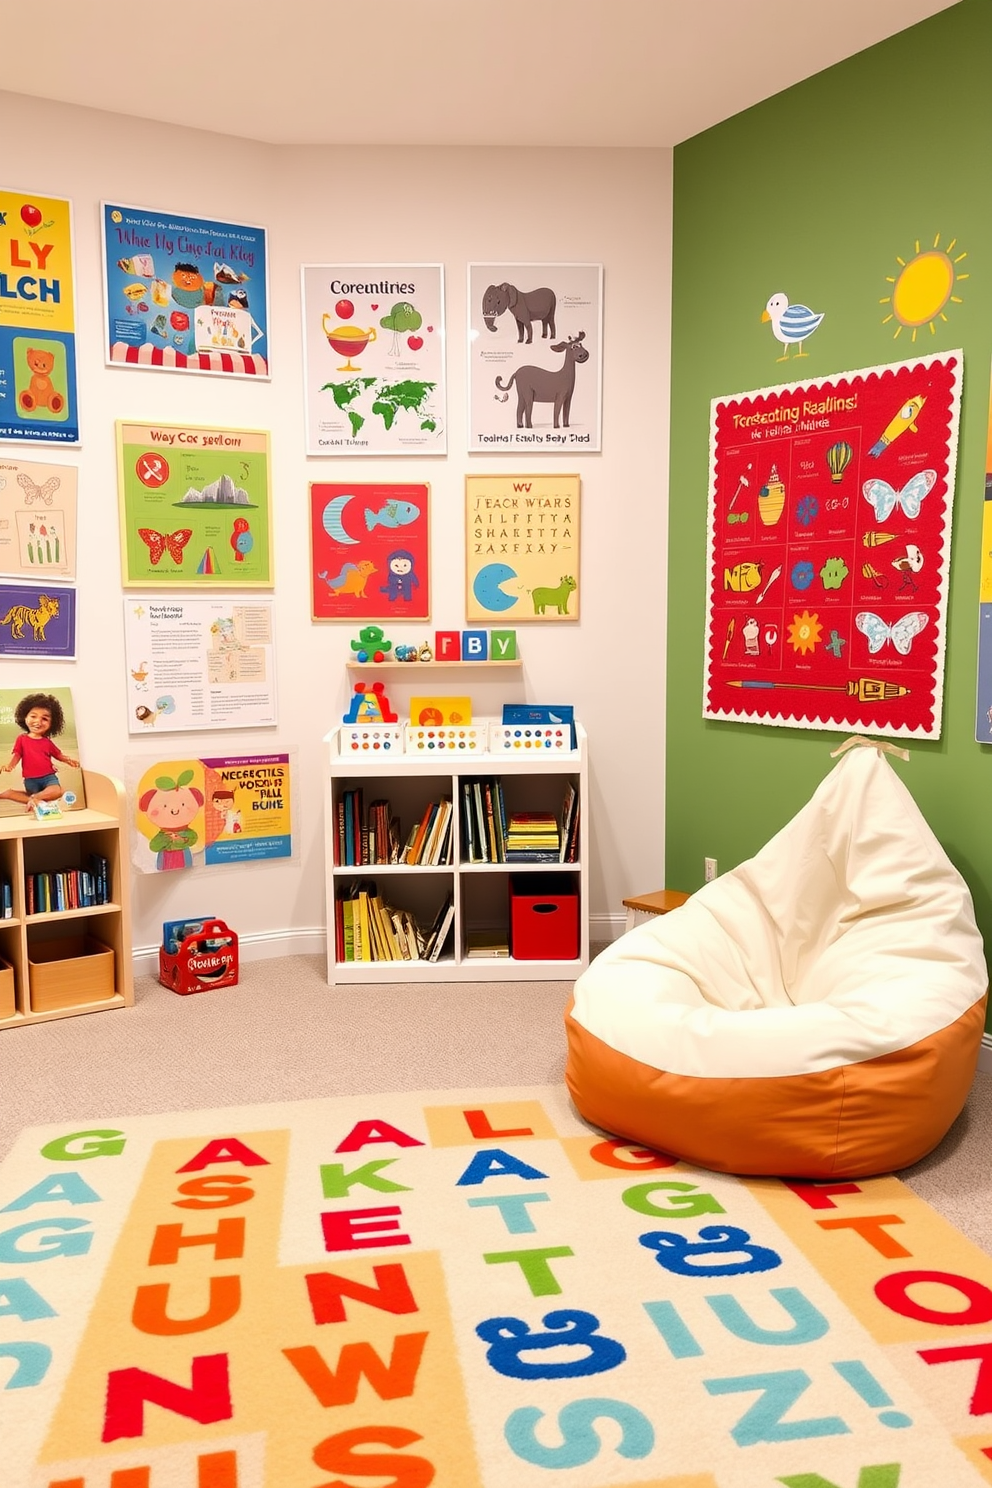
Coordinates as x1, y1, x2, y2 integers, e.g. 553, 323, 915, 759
435, 631, 461, 661
491, 629, 517, 660
462, 630, 488, 660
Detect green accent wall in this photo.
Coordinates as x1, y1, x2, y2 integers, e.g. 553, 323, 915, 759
668, 0, 992, 1018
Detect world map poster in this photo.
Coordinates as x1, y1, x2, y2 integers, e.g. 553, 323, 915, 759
703, 351, 963, 739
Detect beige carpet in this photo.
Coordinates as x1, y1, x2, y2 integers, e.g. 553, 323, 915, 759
5, 1078, 992, 1487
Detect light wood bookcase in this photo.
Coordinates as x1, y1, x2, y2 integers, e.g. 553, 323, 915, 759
324, 723, 588, 983
0, 770, 134, 1027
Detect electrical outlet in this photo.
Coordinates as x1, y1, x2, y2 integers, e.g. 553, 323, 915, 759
704, 857, 717, 882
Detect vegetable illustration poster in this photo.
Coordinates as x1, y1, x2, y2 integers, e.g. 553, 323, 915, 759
116, 420, 272, 588
466, 474, 580, 623
704, 351, 962, 738
124, 597, 277, 733
0, 188, 78, 445
128, 751, 292, 873
102, 203, 268, 377
310, 482, 429, 622
301, 264, 445, 455
0, 454, 77, 580
468, 262, 603, 452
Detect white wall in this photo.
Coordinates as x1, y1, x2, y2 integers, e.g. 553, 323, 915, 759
0, 91, 672, 962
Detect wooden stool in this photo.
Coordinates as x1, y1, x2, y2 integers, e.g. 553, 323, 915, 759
622, 888, 690, 933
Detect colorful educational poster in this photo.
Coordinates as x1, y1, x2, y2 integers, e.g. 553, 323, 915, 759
975, 362, 992, 741
301, 263, 445, 455
0, 188, 78, 445
128, 750, 293, 872
102, 203, 269, 376
116, 420, 272, 588
704, 351, 963, 739
0, 580, 75, 660
0, 453, 77, 580
0, 685, 83, 816
310, 481, 430, 622
123, 596, 277, 733
468, 262, 603, 452
466, 473, 580, 623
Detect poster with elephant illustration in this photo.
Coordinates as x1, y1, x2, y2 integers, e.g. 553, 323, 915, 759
466, 473, 580, 623
468, 263, 603, 452
301, 264, 445, 456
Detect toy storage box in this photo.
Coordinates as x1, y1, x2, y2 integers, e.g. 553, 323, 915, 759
159, 919, 239, 996
509, 875, 579, 960
29, 935, 115, 1012
0, 955, 15, 1018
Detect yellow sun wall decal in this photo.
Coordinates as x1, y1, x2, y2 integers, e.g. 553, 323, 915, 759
788, 610, 822, 656
881, 233, 967, 340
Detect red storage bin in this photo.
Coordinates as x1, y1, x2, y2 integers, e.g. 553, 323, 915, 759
159, 920, 239, 995
509, 875, 579, 960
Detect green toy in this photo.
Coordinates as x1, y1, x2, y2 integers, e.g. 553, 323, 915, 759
350, 624, 392, 664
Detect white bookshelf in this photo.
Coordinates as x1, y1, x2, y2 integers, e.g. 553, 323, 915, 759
323, 722, 588, 983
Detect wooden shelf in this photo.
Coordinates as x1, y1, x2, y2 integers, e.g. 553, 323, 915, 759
346, 660, 522, 670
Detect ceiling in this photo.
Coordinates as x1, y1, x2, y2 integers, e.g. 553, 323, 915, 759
10, 0, 960, 148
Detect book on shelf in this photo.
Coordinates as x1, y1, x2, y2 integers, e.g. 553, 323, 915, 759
425, 891, 455, 963
1, 875, 11, 918
465, 928, 510, 958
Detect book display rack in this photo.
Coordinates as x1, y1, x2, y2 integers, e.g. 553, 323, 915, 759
0, 771, 134, 1027
323, 722, 588, 983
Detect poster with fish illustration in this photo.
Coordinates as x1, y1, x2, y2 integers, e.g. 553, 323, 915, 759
0, 453, 77, 580
116, 420, 272, 589
310, 482, 430, 623
704, 351, 962, 738
301, 264, 445, 456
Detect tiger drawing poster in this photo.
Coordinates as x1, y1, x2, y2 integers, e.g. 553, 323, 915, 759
0, 686, 84, 816
703, 350, 963, 739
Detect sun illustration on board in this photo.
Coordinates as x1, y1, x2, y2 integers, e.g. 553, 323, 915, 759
788, 610, 822, 656
880, 233, 968, 340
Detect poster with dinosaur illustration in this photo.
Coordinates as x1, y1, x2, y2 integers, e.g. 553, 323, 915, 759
116, 420, 272, 588
465, 474, 580, 623
0, 453, 77, 580
704, 351, 962, 739
0, 188, 79, 445
301, 264, 445, 456
310, 482, 430, 623
468, 262, 603, 453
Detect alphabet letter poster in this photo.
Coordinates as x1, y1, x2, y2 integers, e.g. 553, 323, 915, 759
704, 351, 962, 738
466, 474, 580, 623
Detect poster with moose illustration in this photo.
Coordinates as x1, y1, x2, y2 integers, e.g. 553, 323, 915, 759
468, 263, 603, 452
703, 350, 963, 739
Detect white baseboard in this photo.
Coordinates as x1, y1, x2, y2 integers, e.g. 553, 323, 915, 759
979, 1034, 992, 1074
132, 926, 326, 978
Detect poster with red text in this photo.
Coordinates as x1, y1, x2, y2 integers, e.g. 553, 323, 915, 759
704, 351, 962, 738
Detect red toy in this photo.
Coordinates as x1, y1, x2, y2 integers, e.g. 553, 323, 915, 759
159, 919, 239, 995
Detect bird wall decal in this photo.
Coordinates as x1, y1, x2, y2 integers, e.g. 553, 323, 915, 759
762, 293, 825, 360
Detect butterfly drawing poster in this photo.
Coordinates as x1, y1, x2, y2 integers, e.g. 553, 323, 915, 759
115, 420, 272, 588
0, 454, 77, 580
703, 350, 963, 738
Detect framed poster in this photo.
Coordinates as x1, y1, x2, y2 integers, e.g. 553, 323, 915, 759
0, 188, 79, 445
128, 751, 293, 873
704, 350, 963, 739
102, 203, 269, 377
466, 474, 579, 623
0, 581, 75, 660
124, 596, 277, 733
975, 359, 992, 741
310, 482, 429, 622
0, 454, 77, 580
116, 420, 272, 588
301, 264, 445, 455
468, 262, 603, 452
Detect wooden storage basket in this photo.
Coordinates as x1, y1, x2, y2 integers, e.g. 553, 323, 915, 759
29, 935, 115, 1013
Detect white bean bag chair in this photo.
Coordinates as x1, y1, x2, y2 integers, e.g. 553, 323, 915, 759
566, 745, 988, 1177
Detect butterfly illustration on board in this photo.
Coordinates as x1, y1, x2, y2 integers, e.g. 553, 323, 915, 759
17, 472, 61, 505
862, 468, 936, 523
138, 528, 193, 565
855, 610, 930, 655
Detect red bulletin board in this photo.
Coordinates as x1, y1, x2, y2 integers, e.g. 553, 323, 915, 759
309, 482, 430, 622
703, 351, 963, 738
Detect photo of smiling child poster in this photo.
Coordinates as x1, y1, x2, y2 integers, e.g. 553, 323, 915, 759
0, 188, 79, 445
310, 481, 429, 622
102, 203, 269, 377
0, 685, 84, 816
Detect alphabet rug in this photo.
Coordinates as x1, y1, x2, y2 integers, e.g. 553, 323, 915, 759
2, 1083, 992, 1488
